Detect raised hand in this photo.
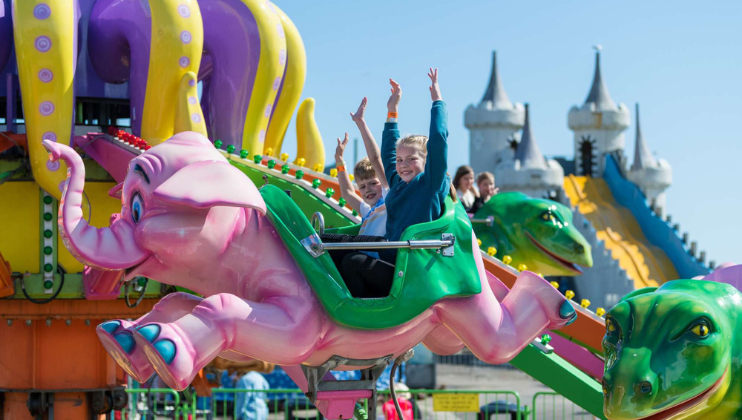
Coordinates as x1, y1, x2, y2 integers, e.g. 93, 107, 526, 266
334, 133, 349, 163
350, 97, 367, 123
428, 68, 442, 102
387, 79, 402, 113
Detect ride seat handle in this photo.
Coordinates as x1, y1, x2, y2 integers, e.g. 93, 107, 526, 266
312, 212, 325, 235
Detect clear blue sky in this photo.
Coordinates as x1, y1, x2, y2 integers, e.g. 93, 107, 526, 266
276, 0, 741, 267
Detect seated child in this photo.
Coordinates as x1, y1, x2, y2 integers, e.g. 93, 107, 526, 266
453, 165, 479, 211
469, 171, 498, 214
335, 96, 390, 238
340, 68, 450, 298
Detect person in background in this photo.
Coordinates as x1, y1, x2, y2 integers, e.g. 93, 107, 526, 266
382, 383, 414, 420
453, 165, 478, 212
233, 371, 270, 420
469, 171, 498, 214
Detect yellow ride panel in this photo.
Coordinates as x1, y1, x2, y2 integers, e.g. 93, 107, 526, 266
564, 175, 678, 288
0, 182, 40, 272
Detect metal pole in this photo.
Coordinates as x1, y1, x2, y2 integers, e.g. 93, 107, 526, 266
6, 73, 16, 132
322, 239, 454, 251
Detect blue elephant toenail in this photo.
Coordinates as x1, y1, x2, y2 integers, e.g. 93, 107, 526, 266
100, 321, 121, 335
137, 324, 161, 343
153, 339, 176, 364
560, 301, 577, 325
114, 332, 135, 353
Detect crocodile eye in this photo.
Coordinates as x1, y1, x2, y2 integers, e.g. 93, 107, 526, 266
691, 322, 710, 338
606, 319, 617, 334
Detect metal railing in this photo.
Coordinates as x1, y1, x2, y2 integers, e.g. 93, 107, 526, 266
434, 350, 516, 371
124, 388, 184, 419
123, 388, 525, 420
531, 393, 599, 420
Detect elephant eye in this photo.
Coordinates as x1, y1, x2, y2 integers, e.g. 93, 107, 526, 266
131, 193, 144, 223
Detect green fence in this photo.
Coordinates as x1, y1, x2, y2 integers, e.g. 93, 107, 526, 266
123, 388, 525, 420
122, 388, 603, 419
531, 393, 601, 420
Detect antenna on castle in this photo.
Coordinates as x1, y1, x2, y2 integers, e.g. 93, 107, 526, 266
592, 44, 603, 52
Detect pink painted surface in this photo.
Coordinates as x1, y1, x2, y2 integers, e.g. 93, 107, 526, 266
82, 266, 124, 300
45, 132, 576, 411
317, 390, 372, 420
549, 333, 604, 379
75, 134, 137, 182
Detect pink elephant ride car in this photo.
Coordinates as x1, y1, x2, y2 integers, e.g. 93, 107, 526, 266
42, 132, 576, 420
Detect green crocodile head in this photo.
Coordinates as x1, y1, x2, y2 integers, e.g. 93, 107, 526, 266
472, 192, 592, 276
603, 280, 741, 420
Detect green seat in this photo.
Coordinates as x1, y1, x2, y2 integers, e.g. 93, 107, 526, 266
261, 185, 481, 330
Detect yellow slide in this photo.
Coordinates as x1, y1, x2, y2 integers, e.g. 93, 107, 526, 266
564, 175, 678, 288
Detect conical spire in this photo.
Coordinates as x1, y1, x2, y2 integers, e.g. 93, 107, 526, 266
515, 104, 547, 169
631, 103, 657, 170
584, 52, 617, 111
480, 51, 513, 109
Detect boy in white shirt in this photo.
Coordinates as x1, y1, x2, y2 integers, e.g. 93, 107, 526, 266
329, 98, 391, 297
335, 97, 389, 236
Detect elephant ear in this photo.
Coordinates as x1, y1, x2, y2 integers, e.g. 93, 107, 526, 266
153, 161, 266, 214
108, 183, 123, 200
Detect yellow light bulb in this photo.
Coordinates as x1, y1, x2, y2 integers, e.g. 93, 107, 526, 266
297, 158, 306, 167
280, 153, 289, 162
550, 281, 559, 288
477, 239, 482, 247
565, 290, 575, 300
580, 299, 591, 309
517, 264, 527, 272
330, 169, 338, 178
596, 308, 606, 317
313, 163, 323, 172
502, 255, 512, 265
487, 247, 497, 256
265, 147, 274, 157
537, 273, 543, 277
349, 174, 354, 181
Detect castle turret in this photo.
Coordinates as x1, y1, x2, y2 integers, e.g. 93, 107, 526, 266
568, 51, 630, 177
626, 103, 672, 216
465, 51, 525, 174
496, 104, 564, 198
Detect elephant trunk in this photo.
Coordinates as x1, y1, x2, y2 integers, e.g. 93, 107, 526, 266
42, 140, 148, 270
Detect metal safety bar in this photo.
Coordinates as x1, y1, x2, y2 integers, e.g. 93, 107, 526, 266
470, 215, 494, 227
302, 233, 455, 258
322, 238, 453, 251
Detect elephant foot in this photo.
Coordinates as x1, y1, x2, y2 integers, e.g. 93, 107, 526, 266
133, 323, 197, 391
511, 271, 577, 330
97, 320, 155, 383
